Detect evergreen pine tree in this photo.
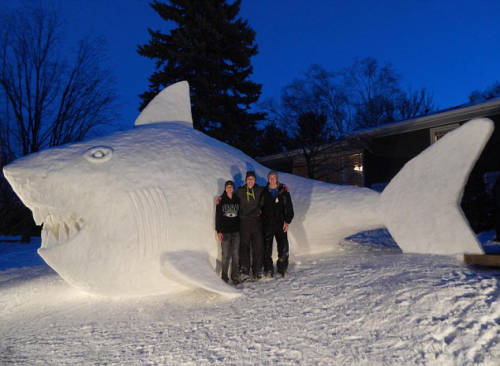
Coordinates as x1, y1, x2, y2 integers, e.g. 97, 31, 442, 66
256, 122, 292, 156
138, 0, 263, 156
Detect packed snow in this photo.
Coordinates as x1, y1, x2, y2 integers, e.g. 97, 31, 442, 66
1, 81, 493, 297
380, 118, 492, 255
0, 233, 498, 365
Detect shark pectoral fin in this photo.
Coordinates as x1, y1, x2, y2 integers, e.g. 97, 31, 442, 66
161, 250, 241, 298
134, 81, 193, 127
380, 118, 493, 255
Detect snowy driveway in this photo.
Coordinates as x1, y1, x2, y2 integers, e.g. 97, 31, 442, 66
0, 235, 499, 365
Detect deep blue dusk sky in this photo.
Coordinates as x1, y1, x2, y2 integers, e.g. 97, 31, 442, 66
6, 0, 500, 130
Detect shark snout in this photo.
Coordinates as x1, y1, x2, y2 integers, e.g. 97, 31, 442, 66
3, 162, 50, 211
3, 164, 29, 197
3, 163, 21, 181
3, 162, 49, 183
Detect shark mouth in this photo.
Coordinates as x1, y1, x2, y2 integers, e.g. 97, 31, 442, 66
37, 211, 85, 249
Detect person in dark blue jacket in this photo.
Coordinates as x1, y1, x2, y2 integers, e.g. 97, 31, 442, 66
261, 171, 294, 277
215, 180, 240, 284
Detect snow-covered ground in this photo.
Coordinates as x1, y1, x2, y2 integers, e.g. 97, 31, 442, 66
0, 232, 499, 365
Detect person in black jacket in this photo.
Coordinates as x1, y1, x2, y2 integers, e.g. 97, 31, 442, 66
494, 177, 500, 242
235, 171, 266, 281
215, 180, 240, 284
262, 171, 294, 277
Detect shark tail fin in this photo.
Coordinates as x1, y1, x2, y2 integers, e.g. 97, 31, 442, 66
379, 118, 494, 255
134, 81, 193, 127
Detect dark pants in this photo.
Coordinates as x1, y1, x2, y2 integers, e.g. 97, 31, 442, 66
221, 232, 240, 282
264, 225, 289, 275
239, 217, 263, 276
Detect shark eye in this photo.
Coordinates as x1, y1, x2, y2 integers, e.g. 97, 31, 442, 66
85, 146, 113, 163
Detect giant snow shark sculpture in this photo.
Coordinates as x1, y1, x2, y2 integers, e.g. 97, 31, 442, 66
3, 81, 493, 298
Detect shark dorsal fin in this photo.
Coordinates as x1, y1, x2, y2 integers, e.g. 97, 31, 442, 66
134, 81, 193, 127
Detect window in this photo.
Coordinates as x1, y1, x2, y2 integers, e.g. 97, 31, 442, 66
429, 124, 460, 144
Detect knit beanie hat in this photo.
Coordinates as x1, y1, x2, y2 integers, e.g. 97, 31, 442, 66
245, 171, 256, 179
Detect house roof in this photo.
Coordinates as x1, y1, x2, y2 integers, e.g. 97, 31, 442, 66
354, 97, 500, 138
257, 97, 500, 163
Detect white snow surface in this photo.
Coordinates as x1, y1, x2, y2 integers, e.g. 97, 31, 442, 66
2, 81, 494, 298
0, 235, 499, 365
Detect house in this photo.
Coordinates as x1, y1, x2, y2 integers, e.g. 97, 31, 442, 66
256, 98, 500, 231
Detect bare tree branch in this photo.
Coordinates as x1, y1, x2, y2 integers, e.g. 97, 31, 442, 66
0, 5, 117, 157
397, 87, 434, 120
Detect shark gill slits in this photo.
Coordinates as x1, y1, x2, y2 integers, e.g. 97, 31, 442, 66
128, 188, 169, 257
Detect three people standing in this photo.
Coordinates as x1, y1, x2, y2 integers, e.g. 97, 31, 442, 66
215, 170, 294, 284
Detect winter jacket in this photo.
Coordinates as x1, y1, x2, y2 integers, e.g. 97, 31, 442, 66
215, 192, 240, 233
261, 183, 294, 229
235, 184, 265, 219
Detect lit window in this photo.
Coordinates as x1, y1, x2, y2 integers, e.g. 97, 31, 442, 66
354, 164, 363, 172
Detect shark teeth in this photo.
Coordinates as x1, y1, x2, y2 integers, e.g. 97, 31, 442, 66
41, 214, 84, 249
32, 206, 52, 226
33, 208, 44, 226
